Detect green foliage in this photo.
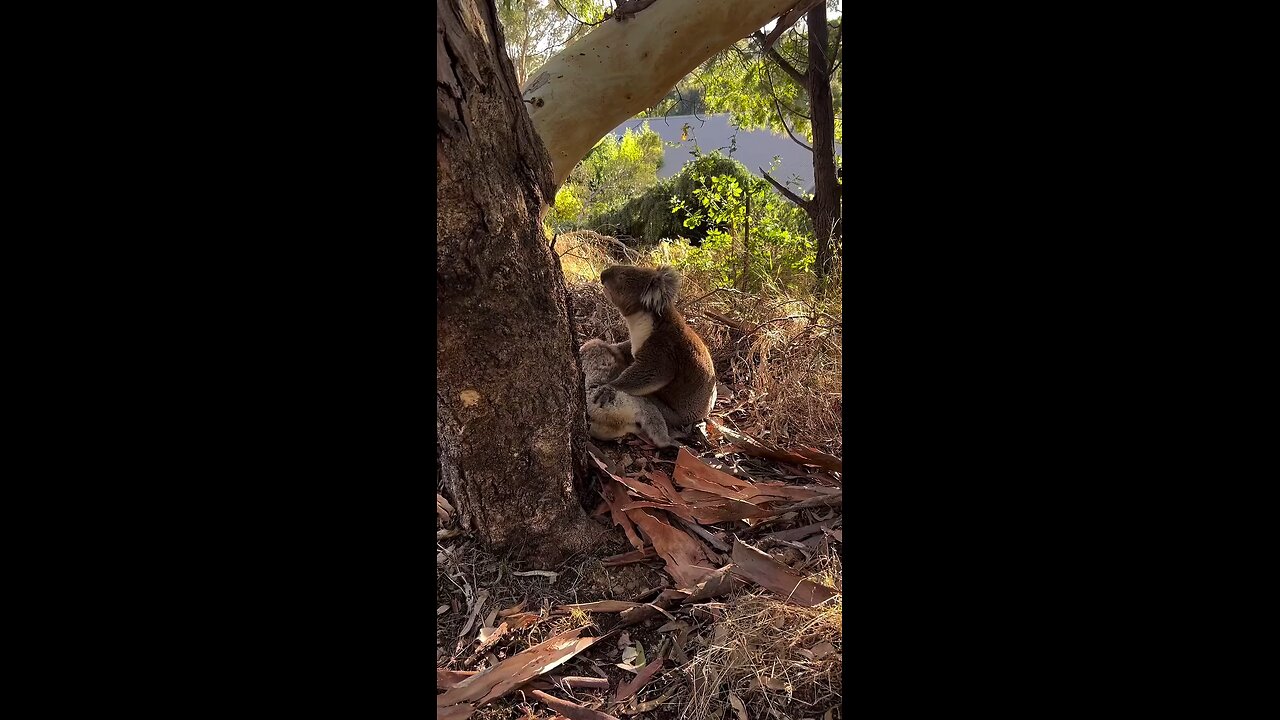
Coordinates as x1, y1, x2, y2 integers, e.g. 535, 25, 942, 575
660, 160, 814, 290
698, 17, 842, 144
551, 183, 584, 227
560, 148, 814, 292
550, 122, 666, 232
496, 1, 608, 83
639, 82, 708, 118
588, 152, 757, 243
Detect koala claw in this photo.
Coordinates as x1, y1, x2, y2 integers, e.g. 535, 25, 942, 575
591, 384, 618, 405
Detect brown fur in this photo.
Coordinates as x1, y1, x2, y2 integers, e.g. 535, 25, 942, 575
599, 265, 717, 427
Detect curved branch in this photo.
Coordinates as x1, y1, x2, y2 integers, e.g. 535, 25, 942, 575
753, 31, 807, 86
758, 167, 809, 207
829, 20, 842, 75
775, 99, 812, 152
551, 0, 606, 27
765, 66, 812, 152
759, 0, 823, 51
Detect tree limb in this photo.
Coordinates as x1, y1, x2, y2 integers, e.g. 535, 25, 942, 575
775, 98, 813, 152
829, 20, 842, 74
702, 309, 752, 333
551, 0, 605, 26
753, 31, 808, 86
765, 65, 812, 152
758, 167, 809, 207
759, 0, 824, 51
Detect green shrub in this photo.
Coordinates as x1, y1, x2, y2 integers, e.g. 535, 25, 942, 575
588, 152, 758, 243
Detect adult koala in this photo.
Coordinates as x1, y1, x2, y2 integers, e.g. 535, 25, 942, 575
593, 265, 717, 428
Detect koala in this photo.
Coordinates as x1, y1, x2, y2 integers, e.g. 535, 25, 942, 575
579, 339, 675, 448
595, 265, 717, 428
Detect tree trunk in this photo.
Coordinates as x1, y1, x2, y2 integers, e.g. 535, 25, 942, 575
517, 0, 531, 86
742, 189, 751, 289
437, 0, 598, 562
804, 4, 840, 287
523, 0, 805, 186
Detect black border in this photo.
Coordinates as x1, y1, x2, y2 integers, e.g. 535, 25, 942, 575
59, 1, 1166, 711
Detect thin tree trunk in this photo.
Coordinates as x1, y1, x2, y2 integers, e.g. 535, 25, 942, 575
518, 0, 531, 86
437, 0, 599, 562
742, 190, 751, 289
805, 4, 840, 287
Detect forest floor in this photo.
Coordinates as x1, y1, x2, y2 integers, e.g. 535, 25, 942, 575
436, 234, 843, 720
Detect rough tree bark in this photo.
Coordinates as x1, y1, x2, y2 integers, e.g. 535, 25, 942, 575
437, 0, 598, 562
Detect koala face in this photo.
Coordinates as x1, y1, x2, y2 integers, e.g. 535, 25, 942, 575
579, 339, 624, 385
601, 265, 680, 315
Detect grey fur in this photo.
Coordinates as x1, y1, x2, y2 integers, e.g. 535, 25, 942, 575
639, 266, 680, 314
579, 339, 675, 448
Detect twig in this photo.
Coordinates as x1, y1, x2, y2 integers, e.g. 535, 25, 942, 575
674, 515, 731, 552
677, 286, 742, 309
829, 19, 843, 74
702, 309, 751, 333
753, 31, 808, 86
758, 167, 810, 207
551, 0, 606, 27
751, 314, 811, 333
765, 66, 813, 153
759, 0, 824, 51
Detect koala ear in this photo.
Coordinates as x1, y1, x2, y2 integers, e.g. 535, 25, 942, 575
640, 266, 680, 313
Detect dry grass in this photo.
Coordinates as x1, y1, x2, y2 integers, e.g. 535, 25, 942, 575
683, 549, 843, 720
558, 231, 843, 455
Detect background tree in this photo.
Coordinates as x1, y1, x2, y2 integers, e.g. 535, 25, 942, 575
439, 0, 824, 560
497, 0, 605, 85
700, 0, 843, 286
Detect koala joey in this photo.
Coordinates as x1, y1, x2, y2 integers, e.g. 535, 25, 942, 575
579, 339, 675, 448
596, 264, 717, 428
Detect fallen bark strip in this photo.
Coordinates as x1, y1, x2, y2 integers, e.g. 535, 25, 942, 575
557, 600, 644, 613
615, 653, 666, 702
555, 676, 611, 690
531, 689, 622, 720
730, 539, 839, 607
437, 669, 478, 689
776, 493, 842, 512
436, 627, 599, 711
674, 515, 731, 552
711, 423, 843, 475
601, 546, 658, 566
768, 520, 837, 542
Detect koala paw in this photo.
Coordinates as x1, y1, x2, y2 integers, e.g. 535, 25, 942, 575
590, 384, 618, 406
